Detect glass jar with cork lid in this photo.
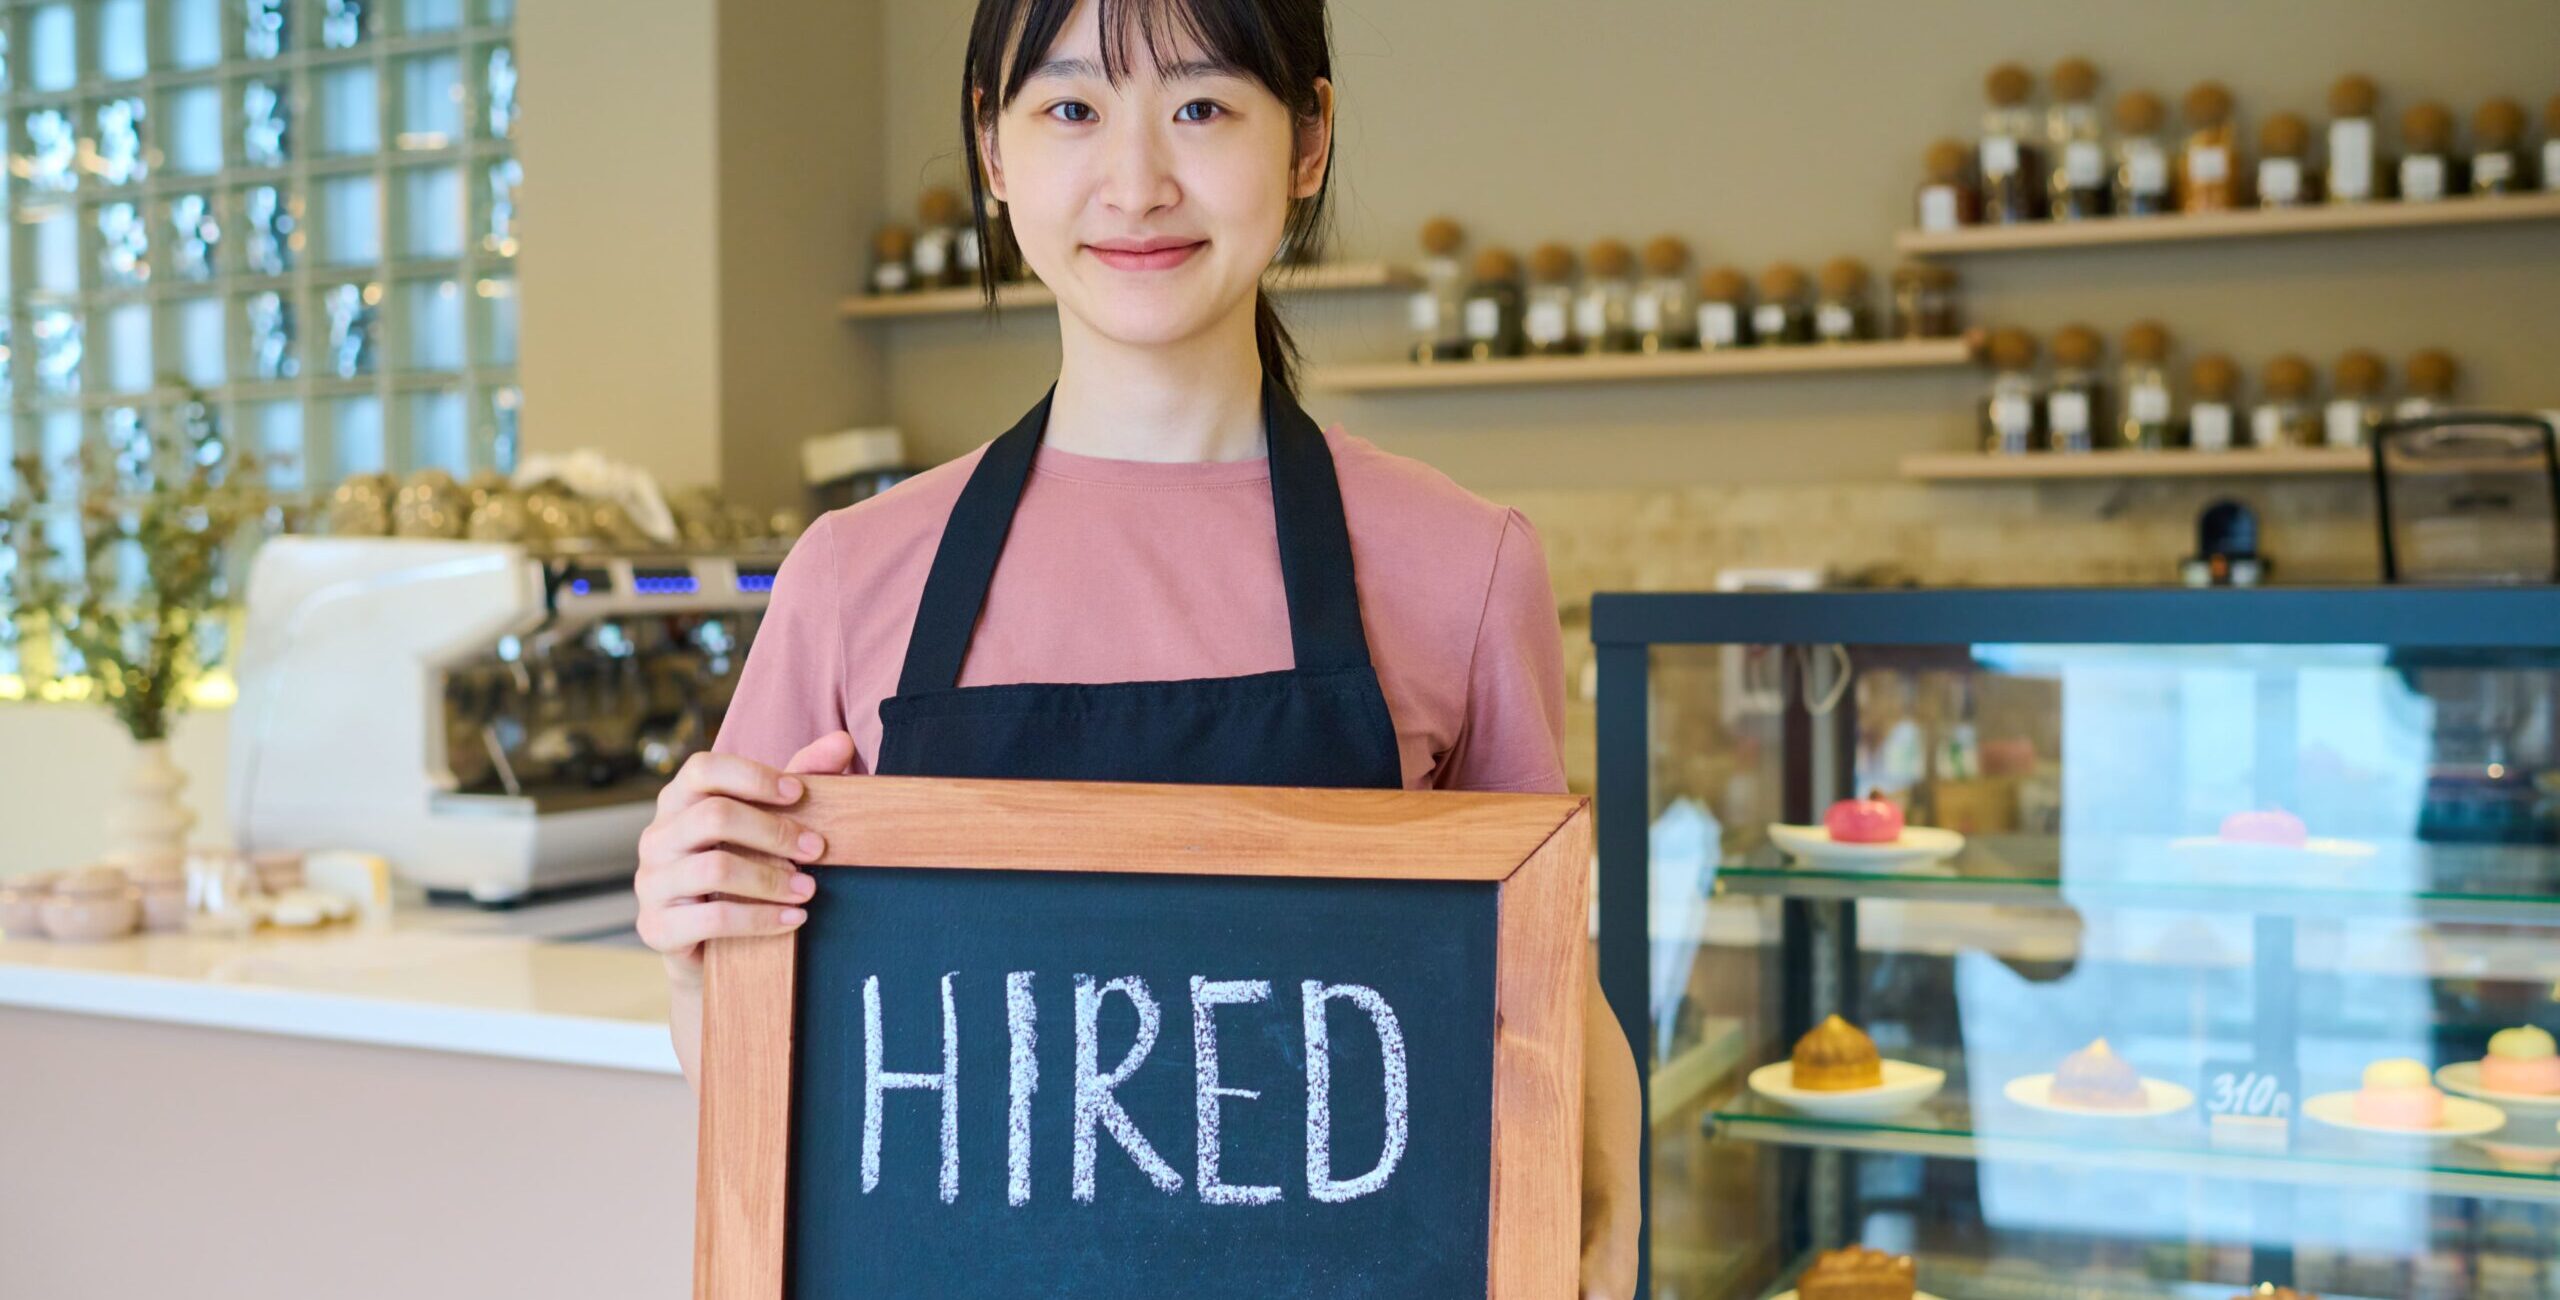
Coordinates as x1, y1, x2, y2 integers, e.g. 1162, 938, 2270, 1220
1890, 263, 1959, 340
1524, 243, 1579, 357
2188, 354, 2241, 452
1916, 138, 1981, 232
2545, 96, 2560, 192
2119, 321, 2175, 450
2113, 89, 2175, 216
2251, 355, 2319, 449
2046, 325, 2106, 454
915, 187, 969, 289
1981, 327, 2042, 455
2398, 102, 2461, 202
1813, 258, 1871, 345
2047, 57, 2110, 220
2399, 349, 2460, 419
2256, 113, 2314, 208
2179, 81, 2242, 212
2327, 74, 2387, 204
2471, 98, 2527, 195
1460, 246, 1524, 362
1635, 236, 1698, 353
1696, 266, 1752, 351
1980, 63, 2047, 223
2326, 350, 2388, 449
1753, 263, 1812, 347
1409, 217, 1469, 364
1576, 239, 1639, 355
870, 224, 916, 295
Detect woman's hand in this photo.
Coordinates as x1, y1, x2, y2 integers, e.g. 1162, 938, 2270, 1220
636, 731, 855, 988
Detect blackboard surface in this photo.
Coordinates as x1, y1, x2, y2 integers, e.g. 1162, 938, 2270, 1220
787, 866, 1499, 1298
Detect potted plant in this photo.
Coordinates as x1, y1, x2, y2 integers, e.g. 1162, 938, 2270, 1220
0, 393, 280, 871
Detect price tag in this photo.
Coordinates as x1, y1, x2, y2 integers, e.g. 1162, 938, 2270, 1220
2203, 1063, 2296, 1152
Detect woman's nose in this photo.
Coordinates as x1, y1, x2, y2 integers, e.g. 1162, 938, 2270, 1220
1098, 123, 1181, 217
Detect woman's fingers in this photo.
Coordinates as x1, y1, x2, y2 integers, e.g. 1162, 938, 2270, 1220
785, 730, 857, 776
653, 794, 823, 864
642, 850, 815, 910
638, 896, 808, 957
661, 750, 807, 815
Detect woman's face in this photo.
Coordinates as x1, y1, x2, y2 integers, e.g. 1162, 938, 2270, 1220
982, 1, 1329, 350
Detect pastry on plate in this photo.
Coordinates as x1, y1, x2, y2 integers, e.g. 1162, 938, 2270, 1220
1791, 1014, 1884, 1092
1797, 1245, 1916, 1300
2218, 809, 2308, 846
2480, 1026, 2560, 1096
2051, 1037, 2148, 1110
2351, 1057, 2446, 1129
1824, 795, 1905, 845
2228, 1287, 2319, 1300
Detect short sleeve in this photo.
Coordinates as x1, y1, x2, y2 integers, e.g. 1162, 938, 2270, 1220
710, 512, 860, 773
1434, 509, 1568, 794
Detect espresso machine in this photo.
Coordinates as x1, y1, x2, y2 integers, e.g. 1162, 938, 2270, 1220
228, 537, 778, 902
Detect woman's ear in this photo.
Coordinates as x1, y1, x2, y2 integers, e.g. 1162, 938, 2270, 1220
1291, 78, 1335, 199
973, 88, 1009, 204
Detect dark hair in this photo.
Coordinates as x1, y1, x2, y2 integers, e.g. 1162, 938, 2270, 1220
962, 0, 1334, 397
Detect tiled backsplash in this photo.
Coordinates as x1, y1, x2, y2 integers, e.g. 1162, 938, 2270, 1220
1503, 476, 2381, 791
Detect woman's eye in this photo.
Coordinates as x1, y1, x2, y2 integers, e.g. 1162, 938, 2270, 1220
1176, 101, 1223, 123
1047, 102, 1095, 124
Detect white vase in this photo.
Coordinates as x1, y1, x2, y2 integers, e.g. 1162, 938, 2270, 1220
102, 738, 194, 874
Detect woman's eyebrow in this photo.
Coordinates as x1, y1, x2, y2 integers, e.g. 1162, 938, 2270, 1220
1022, 54, 1240, 85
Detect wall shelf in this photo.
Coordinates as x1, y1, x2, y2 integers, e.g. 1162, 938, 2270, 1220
1309, 337, 1976, 393
1896, 191, 2560, 256
837, 260, 1418, 320
1902, 447, 2369, 482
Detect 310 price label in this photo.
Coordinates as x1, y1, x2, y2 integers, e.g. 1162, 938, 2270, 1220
2203, 1063, 2296, 1152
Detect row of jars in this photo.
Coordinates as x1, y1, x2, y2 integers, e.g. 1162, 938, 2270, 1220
1979, 323, 2462, 456
865, 186, 1032, 294
320, 468, 804, 547
1405, 219, 1964, 364
1921, 61, 2560, 229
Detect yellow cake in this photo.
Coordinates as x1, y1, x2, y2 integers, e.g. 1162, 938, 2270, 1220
1791, 1014, 1884, 1092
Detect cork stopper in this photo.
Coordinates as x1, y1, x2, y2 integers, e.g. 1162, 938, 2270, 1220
1985, 327, 2037, 371
873, 224, 914, 258
2114, 89, 2166, 134
2333, 349, 2387, 397
1818, 257, 1869, 299
1471, 247, 1519, 282
1985, 63, 2034, 108
2191, 353, 2240, 401
918, 186, 962, 225
2406, 348, 2458, 397
1586, 238, 1633, 278
2050, 57, 2099, 104
1924, 138, 1970, 183
1528, 242, 1576, 284
2263, 354, 2314, 399
2259, 112, 2310, 158
2402, 102, 2454, 152
2047, 324, 2101, 368
2474, 97, 2526, 148
2183, 81, 2235, 128
1419, 217, 1465, 256
1698, 266, 1750, 302
1758, 262, 1808, 302
2122, 320, 2171, 364
2329, 74, 2379, 119
1642, 236, 1691, 276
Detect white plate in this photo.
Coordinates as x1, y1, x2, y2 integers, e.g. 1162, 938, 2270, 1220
2438, 1060, 2560, 1109
2003, 1072, 2195, 1120
1768, 823, 1966, 874
2302, 1089, 2507, 1139
1747, 1058, 1946, 1121
1772, 1291, 1944, 1300
2165, 834, 2377, 874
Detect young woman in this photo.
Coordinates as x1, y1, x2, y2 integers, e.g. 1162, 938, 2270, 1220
633, 0, 1639, 1290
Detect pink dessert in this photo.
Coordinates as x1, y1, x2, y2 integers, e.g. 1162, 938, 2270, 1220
2220, 810, 2309, 847
1824, 796, 1905, 845
2480, 1027, 2560, 1095
2351, 1058, 2447, 1129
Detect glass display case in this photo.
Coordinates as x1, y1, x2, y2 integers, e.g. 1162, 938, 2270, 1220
1593, 588, 2560, 1300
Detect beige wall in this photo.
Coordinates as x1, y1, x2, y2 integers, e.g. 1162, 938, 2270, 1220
869, 0, 2560, 506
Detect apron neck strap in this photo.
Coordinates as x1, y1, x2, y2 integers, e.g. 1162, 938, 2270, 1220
894, 376, 1375, 695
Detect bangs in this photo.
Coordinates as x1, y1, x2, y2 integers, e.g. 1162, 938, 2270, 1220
972, 0, 1312, 112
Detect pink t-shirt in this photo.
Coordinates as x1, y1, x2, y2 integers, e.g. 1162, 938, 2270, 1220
711, 425, 1566, 793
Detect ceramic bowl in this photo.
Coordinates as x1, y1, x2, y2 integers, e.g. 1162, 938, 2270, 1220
131, 866, 189, 932
40, 866, 139, 941
0, 871, 58, 938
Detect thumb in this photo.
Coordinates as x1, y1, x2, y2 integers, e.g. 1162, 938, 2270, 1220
784, 730, 856, 777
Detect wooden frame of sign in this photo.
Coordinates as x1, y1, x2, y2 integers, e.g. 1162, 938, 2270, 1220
692, 774, 1590, 1299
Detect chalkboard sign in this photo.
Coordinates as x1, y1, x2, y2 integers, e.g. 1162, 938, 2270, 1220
694, 776, 1590, 1300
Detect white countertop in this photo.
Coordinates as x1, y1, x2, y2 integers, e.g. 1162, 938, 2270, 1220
0, 893, 679, 1074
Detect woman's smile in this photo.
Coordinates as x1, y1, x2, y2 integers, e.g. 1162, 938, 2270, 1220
1086, 237, 1206, 272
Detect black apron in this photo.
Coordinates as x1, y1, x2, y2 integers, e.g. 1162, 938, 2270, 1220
874, 377, 1403, 790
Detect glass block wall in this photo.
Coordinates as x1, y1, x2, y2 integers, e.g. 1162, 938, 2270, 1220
2, 0, 522, 504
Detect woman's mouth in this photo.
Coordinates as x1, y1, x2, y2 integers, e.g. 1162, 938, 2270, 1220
1086, 240, 1204, 272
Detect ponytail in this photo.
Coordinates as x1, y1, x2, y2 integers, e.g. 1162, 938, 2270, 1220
1254, 288, 1300, 399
